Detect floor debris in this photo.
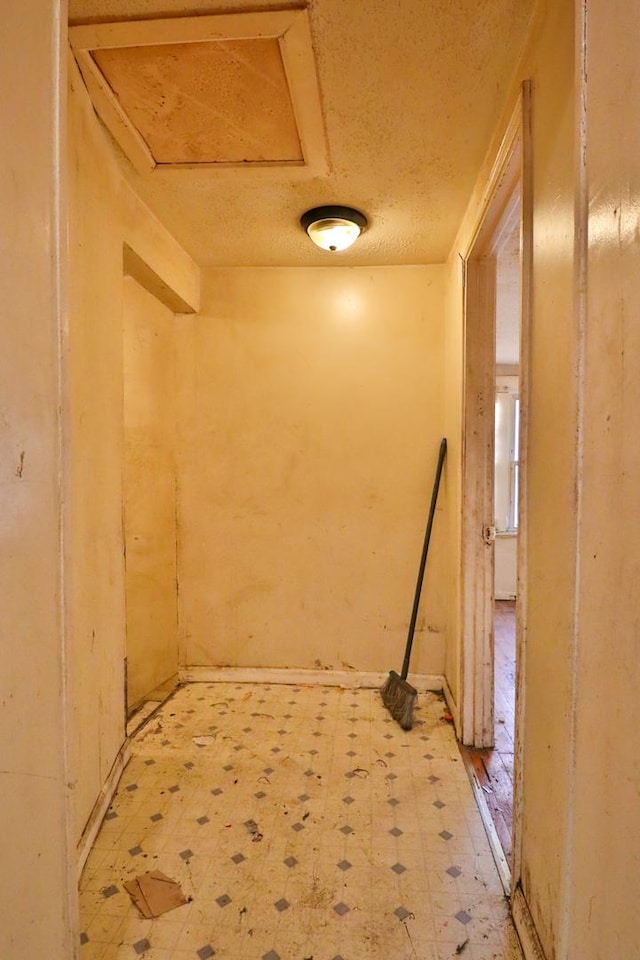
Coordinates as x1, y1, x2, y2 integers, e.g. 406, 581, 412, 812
192, 735, 217, 746
80, 682, 523, 959
244, 818, 263, 842
123, 870, 188, 918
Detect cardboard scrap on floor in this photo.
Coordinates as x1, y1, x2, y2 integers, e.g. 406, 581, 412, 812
124, 871, 188, 918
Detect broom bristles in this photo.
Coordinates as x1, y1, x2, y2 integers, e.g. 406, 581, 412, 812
381, 670, 417, 730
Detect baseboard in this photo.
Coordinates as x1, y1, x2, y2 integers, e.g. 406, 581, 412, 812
446, 680, 516, 903
512, 883, 547, 960
76, 738, 131, 877
442, 676, 461, 739
458, 745, 511, 897
180, 666, 445, 693
126, 697, 168, 738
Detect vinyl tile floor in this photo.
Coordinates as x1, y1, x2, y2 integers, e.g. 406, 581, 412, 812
79, 683, 524, 960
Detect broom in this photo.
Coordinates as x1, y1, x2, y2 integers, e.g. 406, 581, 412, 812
381, 437, 447, 730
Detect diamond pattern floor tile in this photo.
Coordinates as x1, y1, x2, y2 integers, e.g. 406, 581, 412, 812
79, 683, 522, 959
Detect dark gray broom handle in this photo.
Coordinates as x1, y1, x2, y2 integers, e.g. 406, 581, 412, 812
401, 437, 447, 681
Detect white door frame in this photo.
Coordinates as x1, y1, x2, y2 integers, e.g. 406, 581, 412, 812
460, 250, 498, 748
459, 83, 532, 884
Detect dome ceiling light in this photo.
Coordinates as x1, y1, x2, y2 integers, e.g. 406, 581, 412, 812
300, 205, 368, 252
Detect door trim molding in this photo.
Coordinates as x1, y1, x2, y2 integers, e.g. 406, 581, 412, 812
511, 76, 533, 893
459, 92, 524, 749
460, 256, 497, 747
458, 79, 532, 908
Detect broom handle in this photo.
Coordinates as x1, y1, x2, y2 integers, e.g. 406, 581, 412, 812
401, 437, 447, 681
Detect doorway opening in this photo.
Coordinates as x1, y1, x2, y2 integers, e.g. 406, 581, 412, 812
458, 85, 531, 892
460, 193, 521, 864
488, 203, 521, 864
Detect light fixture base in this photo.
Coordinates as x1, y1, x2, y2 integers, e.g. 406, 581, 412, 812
300, 205, 368, 252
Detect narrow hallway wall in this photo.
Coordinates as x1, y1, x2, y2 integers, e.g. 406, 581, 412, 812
67, 55, 198, 844
443, 1, 640, 957
565, 1, 640, 953
177, 266, 448, 677
446, 1, 578, 956
499, 4, 578, 951
0, 4, 74, 956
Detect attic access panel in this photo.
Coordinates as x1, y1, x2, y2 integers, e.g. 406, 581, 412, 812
69, 10, 328, 175
92, 39, 303, 165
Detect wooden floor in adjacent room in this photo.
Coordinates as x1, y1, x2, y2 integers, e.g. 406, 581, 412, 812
459, 601, 516, 867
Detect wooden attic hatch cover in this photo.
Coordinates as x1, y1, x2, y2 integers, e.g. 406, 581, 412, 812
69, 9, 328, 175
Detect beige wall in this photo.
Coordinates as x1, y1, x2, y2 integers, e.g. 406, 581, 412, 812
10, 7, 637, 959
506, 5, 578, 954
123, 278, 179, 709
517, 4, 578, 928
446, 1, 577, 955
443, 257, 464, 702
177, 266, 448, 676
67, 56, 198, 841
566, 0, 640, 954
0, 3, 76, 956
446, 2, 640, 958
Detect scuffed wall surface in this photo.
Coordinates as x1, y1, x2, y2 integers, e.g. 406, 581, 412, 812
517, 5, 577, 946
68, 56, 129, 851
445, 1, 577, 955
67, 56, 198, 843
567, 0, 640, 954
177, 266, 448, 676
0, 4, 75, 956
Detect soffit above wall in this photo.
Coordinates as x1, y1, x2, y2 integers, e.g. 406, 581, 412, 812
68, 0, 537, 267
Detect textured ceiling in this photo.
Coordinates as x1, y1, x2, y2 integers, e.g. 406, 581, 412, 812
69, 0, 536, 267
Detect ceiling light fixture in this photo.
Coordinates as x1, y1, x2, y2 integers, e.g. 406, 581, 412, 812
300, 205, 368, 252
